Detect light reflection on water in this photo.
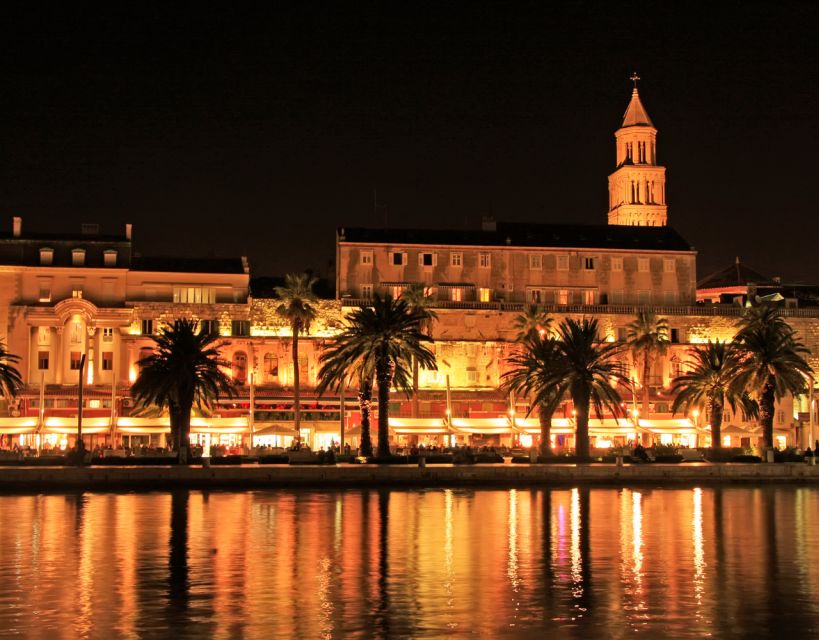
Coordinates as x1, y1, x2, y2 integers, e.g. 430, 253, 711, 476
1, 487, 819, 638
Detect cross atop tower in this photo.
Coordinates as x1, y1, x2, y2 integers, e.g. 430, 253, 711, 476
630, 72, 640, 89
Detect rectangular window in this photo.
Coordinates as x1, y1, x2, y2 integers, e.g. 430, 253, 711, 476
611, 257, 623, 271
141, 319, 154, 335
360, 250, 373, 266
418, 252, 435, 267
529, 254, 542, 270
361, 284, 373, 299
102, 327, 114, 342
101, 352, 113, 371
557, 255, 569, 271
38, 281, 52, 303
558, 289, 568, 305
529, 288, 543, 304
173, 287, 216, 304
37, 351, 49, 370
70, 352, 82, 370
71, 286, 83, 299
478, 287, 491, 302
71, 249, 85, 266
638, 258, 650, 273
450, 252, 463, 267
231, 320, 250, 337
584, 257, 595, 270
467, 369, 479, 385
39, 248, 54, 266
478, 253, 491, 268
583, 290, 595, 305
391, 252, 406, 266
663, 258, 676, 273
199, 319, 219, 335
617, 327, 627, 342
103, 250, 118, 267
670, 328, 680, 343
390, 285, 404, 299
450, 288, 462, 302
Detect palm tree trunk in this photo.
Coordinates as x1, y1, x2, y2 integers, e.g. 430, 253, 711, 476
358, 379, 374, 457
292, 323, 301, 444
642, 353, 651, 420
178, 406, 191, 465
538, 404, 553, 457
760, 376, 776, 449
710, 395, 724, 449
411, 356, 420, 419
574, 393, 591, 459
376, 360, 392, 460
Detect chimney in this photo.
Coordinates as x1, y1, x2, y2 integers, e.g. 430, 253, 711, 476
12, 216, 21, 238
481, 216, 496, 232
125, 223, 132, 240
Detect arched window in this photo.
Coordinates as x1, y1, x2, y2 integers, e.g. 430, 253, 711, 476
263, 353, 279, 382
232, 351, 248, 385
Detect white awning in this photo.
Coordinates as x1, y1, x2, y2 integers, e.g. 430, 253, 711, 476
0, 417, 38, 434
388, 418, 449, 434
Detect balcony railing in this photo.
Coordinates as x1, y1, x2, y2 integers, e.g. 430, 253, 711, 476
340, 298, 819, 317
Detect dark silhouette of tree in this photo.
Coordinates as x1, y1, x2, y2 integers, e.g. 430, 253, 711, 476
132, 319, 234, 463
275, 273, 319, 444
670, 340, 756, 449
731, 305, 812, 448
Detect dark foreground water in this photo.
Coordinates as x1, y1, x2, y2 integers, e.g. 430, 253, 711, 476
1, 487, 818, 639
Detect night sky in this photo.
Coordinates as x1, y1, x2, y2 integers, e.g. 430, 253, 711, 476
2, 2, 817, 282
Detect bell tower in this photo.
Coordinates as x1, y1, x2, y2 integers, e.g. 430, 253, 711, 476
607, 74, 668, 226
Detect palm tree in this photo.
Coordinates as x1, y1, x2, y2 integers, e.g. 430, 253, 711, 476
317, 294, 436, 459
0, 341, 22, 402
731, 305, 812, 448
626, 311, 670, 419
670, 340, 757, 449
401, 284, 438, 418
132, 319, 234, 464
316, 339, 378, 457
275, 273, 318, 444
556, 318, 629, 459
512, 304, 552, 341
502, 334, 565, 456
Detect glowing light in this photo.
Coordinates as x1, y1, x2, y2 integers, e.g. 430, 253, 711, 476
519, 433, 533, 448
692, 488, 705, 610
632, 491, 643, 583
128, 365, 137, 383
570, 488, 581, 586
507, 489, 520, 591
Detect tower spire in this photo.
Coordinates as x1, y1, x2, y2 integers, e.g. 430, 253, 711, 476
607, 76, 667, 227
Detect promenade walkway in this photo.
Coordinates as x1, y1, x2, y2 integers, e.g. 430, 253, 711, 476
2, 462, 819, 491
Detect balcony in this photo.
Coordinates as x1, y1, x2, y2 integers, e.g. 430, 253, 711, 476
340, 298, 819, 317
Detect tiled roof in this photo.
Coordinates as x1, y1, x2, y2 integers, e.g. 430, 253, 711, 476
339, 222, 694, 252
697, 260, 771, 290
622, 88, 654, 127
132, 256, 247, 274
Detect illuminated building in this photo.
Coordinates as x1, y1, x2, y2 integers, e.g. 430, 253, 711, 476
0, 81, 817, 453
